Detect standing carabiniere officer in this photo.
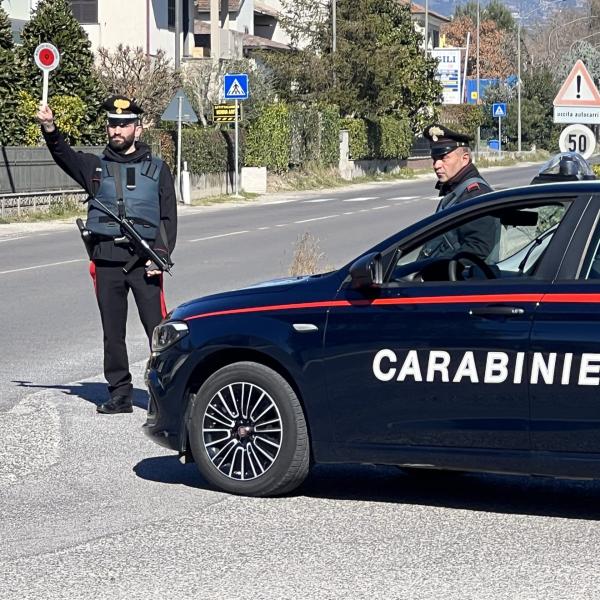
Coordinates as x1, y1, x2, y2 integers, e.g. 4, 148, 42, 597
36, 95, 177, 415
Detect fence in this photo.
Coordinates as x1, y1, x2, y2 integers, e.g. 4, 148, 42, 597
0, 145, 103, 194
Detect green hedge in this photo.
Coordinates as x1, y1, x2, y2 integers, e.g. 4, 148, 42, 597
320, 105, 340, 166
141, 129, 176, 171
378, 115, 412, 159
245, 103, 291, 173
341, 116, 413, 160
289, 104, 340, 167
341, 118, 369, 160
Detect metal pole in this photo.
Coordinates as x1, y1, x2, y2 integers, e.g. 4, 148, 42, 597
517, 17, 522, 153
462, 32, 471, 103
175, 0, 181, 69
476, 0, 481, 160
425, 0, 429, 53
499, 115, 502, 159
177, 96, 182, 203
332, 0, 337, 52
234, 98, 240, 197
332, 0, 337, 85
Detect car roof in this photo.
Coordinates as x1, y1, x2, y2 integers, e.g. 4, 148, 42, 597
470, 180, 600, 205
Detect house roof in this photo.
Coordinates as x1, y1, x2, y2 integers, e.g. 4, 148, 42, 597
254, 1, 280, 18
399, 0, 451, 22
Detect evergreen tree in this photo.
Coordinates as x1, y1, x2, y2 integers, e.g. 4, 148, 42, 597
0, 3, 21, 145
16, 0, 105, 144
0, 1, 12, 50
455, 0, 515, 32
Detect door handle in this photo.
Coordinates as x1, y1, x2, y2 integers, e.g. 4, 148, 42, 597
469, 305, 525, 317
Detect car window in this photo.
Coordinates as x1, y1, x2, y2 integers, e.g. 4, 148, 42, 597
580, 216, 600, 279
390, 201, 570, 283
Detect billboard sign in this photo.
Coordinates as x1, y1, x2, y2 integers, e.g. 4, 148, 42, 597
431, 48, 462, 104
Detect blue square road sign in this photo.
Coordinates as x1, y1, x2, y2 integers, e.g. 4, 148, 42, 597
492, 103, 507, 118
224, 73, 249, 100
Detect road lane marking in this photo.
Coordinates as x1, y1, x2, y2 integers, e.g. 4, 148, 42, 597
344, 196, 378, 202
0, 235, 32, 243
304, 198, 335, 203
294, 215, 339, 224
0, 258, 85, 275
269, 200, 296, 205
189, 230, 249, 242
372, 205, 390, 210
388, 196, 418, 201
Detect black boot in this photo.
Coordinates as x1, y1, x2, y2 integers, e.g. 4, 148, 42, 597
97, 395, 133, 414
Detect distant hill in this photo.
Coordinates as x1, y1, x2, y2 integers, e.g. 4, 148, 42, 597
428, 0, 574, 20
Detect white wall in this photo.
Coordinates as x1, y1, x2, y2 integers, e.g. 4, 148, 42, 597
4, 0, 37, 20
82, 0, 193, 62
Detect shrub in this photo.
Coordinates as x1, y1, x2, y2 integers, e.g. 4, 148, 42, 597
181, 127, 230, 174
340, 118, 368, 160
378, 114, 413, 159
245, 103, 291, 173
141, 129, 176, 171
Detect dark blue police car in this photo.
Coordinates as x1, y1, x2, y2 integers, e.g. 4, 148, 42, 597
144, 180, 600, 496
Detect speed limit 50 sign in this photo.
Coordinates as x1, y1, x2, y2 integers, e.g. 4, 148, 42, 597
559, 124, 596, 159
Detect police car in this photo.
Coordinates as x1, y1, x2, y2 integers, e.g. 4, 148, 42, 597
144, 180, 600, 496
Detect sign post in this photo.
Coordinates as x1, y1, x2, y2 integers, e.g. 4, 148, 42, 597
34, 43, 60, 106
223, 73, 249, 197
492, 103, 507, 158
161, 89, 198, 203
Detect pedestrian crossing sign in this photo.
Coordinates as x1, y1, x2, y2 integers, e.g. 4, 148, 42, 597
224, 73, 249, 100
492, 103, 507, 118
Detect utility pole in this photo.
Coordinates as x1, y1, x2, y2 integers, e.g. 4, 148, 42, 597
175, 0, 181, 69
476, 0, 480, 160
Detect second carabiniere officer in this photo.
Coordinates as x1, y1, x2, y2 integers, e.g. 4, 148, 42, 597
36, 95, 177, 415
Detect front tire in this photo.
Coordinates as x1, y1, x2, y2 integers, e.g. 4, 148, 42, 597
188, 362, 310, 496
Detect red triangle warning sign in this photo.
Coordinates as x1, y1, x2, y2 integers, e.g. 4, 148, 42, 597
554, 60, 600, 107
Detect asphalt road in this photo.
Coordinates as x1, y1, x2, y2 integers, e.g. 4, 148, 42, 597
5, 163, 600, 600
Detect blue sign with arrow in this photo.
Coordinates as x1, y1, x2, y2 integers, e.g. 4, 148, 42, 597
492, 103, 507, 118
224, 73, 249, 100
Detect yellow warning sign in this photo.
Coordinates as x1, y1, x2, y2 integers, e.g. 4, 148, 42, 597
213, 103, 242, 123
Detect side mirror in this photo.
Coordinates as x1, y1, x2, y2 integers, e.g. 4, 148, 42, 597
349, 252, 383, 289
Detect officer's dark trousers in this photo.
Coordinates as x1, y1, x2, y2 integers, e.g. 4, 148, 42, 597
90, 260, 166, 399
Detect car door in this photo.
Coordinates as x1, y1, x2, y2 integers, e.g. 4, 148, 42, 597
530, 193, 600, 464
323, 194, 582, 462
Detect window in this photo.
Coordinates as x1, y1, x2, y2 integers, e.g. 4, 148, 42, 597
580, 217, 600, 279
168, 0, 176, 29
69, 0, 98, 24
390, 201, 570, 284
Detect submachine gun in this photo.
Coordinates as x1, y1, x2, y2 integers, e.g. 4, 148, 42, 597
76, 196, 173, 275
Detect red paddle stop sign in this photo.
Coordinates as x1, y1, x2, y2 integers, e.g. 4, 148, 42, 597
34, 43, 60, 71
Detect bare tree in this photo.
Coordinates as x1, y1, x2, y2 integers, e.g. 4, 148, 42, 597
95, 45, 181, 126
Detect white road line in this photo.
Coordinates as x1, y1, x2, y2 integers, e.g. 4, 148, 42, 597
269, 200, 296, 205
344, 196, 379, 202
0, 235, 32, 243
372, 205, 390, 210
0, 258, 85, 275
189, 230, 249, 242
294, 214, 339, 224
388, 196, 418, 201
304, 198, 335, 203
276, 223, 288, 227
258, 226, 270, 230
343, 211, 355, 215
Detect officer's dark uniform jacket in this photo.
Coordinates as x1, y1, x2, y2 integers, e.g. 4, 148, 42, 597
41, 128, 176, 264
422, 162, 497, 261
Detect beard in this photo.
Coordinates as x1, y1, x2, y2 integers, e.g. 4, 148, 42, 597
108, 130, 136, 153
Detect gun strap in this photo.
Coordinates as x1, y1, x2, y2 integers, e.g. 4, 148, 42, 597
106, 162, 125, 218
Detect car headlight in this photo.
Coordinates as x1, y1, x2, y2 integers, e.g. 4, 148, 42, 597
152, 321, 189, 352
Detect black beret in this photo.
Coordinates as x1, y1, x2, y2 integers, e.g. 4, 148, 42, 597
102, 95, 143, 120
423, 124, 472, 159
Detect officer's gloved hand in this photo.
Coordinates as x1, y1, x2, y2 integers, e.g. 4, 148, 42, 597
145, 260, 162, 277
